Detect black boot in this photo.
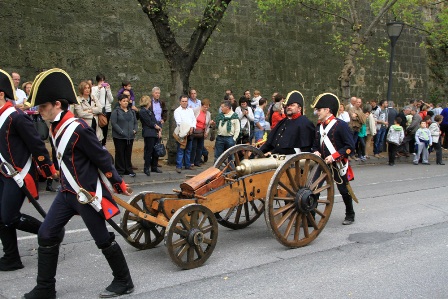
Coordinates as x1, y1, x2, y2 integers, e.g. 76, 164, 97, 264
99, 241, 134, 298
143, 168, 150, 176
23, 243, 59, 299
342, 194, 355, 225
15, 214, 42, 235
0, 224, 24, 271
46, 179, 56, 192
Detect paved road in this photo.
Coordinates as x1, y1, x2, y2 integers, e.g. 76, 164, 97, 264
1, 161, 448, 298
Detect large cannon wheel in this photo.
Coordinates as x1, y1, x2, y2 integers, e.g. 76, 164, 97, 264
265, 153, 334, 248
213, 144, 266, 230
165, 204, 218, 269
120, 192, 165, 250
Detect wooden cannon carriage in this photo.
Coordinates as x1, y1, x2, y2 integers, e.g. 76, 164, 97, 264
112, 145, 335, 269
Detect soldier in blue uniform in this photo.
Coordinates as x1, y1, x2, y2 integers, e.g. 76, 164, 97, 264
311, 93, 356, 225
23, 69, 134, 299
0, 69, 57, 271
260, 90, 315, 155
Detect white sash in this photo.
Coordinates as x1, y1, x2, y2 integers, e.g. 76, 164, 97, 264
319, 119, 348, 176
54, 119, 103, 211
0, 106, 32, 182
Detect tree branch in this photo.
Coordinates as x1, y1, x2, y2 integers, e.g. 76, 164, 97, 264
138, 0, 186, 66
360, 0, 399, 44
186, 0, 232, 68
298, 1, 353, 25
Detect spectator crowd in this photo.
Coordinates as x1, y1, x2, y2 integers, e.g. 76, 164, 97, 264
7, 71, 447, 184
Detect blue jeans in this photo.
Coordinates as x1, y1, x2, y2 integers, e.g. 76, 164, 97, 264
254, 129, 264, 142
176, 138, 193, 169
214, 135, 235, 162
374, 127, 386, 154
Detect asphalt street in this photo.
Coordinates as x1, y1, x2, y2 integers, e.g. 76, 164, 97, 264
1, 158, 448, 299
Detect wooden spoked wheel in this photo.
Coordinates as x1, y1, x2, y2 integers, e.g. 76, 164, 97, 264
213, 144, 266, 230
121, 192, 165, 250
165, 204, 218, 269
265, 153, 334, 248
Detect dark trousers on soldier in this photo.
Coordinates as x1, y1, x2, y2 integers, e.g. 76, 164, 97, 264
0, 176, 42, 271
334, 173, 355, 222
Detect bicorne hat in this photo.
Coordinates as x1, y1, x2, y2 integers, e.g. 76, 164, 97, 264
27, 68, 78, 107
0, 69, 17, 101
311, 93, 340, 117
284, 90, 305, 107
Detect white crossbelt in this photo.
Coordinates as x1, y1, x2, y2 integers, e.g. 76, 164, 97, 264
319, 119, 348, 176
53, 119, 104, 212
0, 106, 32, 182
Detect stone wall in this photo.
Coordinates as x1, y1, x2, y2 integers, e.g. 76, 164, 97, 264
1, 1, 428, 112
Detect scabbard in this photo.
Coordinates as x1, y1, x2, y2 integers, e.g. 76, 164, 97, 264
345, 181, 359, 204
106, 217, 135, 243
21, 185, 47, 217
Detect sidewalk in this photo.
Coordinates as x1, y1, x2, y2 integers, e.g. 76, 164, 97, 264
105, 140, 447, 187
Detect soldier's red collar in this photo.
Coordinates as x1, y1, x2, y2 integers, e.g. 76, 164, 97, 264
52, 110, 76, 136
288, 112, 301, 120
319, 115, 335, 125
0, 101, 13, 115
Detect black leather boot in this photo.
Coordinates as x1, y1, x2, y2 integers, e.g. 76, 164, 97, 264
99, 241, 134, 298
143, 168, 150, 176
342, 194, 355, 225
23, 243, 59, 299
0, 224, 24, 271
46, 179, 56, 192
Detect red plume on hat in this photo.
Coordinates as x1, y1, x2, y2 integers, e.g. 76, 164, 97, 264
28, 68, 79, 107
0, 69, 17, 101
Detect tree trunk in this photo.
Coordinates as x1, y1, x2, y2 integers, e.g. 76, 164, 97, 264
166, 68, 191, 165
338, 38, 360, 103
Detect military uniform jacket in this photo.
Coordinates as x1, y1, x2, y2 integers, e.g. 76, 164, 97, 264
260, 114, 315, 155
0, 101, 56, 198
312, 116, 355, 161
51, 111, 126, 201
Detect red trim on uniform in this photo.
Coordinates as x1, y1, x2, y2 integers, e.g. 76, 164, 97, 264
52, 111, 76, 137
331, 152, 341, 160
24, 173, 38, 198
88, 191, 120, 219
0, 101, 14, 115
113, 181, 127, 194
290, 112, 301, 120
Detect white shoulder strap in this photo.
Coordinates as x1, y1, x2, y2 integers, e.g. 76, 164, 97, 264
0, 107, 16, 129
319, 119, 348, 176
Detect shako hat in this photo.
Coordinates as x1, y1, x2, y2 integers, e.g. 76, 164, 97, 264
0, 69, 17, 101
284, 90, 305, 107
311, 93, 340, 116
28, 68, 78, 107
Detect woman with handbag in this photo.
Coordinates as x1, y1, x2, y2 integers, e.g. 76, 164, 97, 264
110, 94, 138, 177
191, 99, 213, 167
139, 96, 162, 176
74, 81, 104, 141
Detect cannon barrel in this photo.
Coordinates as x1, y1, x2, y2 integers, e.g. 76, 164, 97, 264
235, 155, 287, 176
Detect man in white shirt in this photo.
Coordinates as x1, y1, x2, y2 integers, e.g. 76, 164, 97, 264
11, 72, 27, 107
174, 95, 196, 173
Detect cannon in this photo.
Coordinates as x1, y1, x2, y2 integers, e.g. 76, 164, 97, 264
111, 144, 335, 269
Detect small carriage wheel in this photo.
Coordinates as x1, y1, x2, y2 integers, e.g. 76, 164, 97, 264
265, 153, 334, 248
213, 144, 266, 230
165, 204, 218, 269
121, 192, 165, 250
